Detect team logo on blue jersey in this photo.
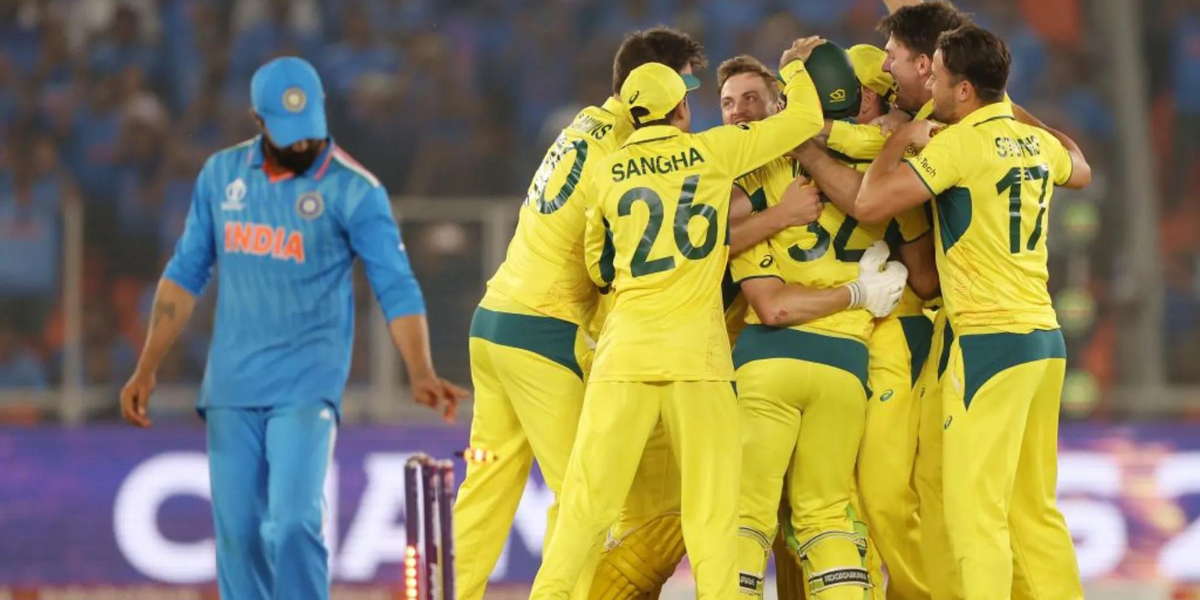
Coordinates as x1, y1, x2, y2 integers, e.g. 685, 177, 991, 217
222, 178, 247, 211
283, 87, 307, 113
296, 191, 324, 219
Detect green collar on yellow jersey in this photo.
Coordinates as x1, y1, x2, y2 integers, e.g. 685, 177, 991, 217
915, 93, 1013, 123
960, 101, 1015, 127
622, 124, 680, 148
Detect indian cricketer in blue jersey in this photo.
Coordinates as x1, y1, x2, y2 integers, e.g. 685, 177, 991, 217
119, 57, 469, 600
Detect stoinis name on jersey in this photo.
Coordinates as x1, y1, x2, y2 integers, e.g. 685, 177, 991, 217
994, 135, 1043, 158
224, 221, 306, 263
611, 148, 706, 182
571, 113, 614, 140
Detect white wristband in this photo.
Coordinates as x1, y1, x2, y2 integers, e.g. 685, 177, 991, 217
846, 280, 865, 309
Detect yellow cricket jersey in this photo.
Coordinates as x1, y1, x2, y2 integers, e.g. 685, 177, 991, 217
905, 102, 1073, 335
730, 126, 929, 342
484, 98, 633, 326
827, 118, 932, 318
828, 120, 886, 160
731, 158, 875, 342
914, 100, 935, 121
582, 60, 824, 382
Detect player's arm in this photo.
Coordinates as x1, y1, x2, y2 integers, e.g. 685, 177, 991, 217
793, 141, 865, 218
735, 241, 906, 326
347, 184, 469, 421
897, 234, 939, 300
1012, 104, 1092, 189
885, 204, 939, 300
741, 277, 853, 327
826, 121, 887, 159
791, 122, 887, 216
857, 119, 952, 224
702, 39, 826, 179
732, 240, 851, 326
729, 180, 822, 256
122, 161, 218, 427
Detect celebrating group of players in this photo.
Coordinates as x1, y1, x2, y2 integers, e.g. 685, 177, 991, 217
454, 1, 1092, 599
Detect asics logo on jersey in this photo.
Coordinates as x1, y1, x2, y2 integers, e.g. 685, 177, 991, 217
224, 221, 306, 264
222, 178, 247, 211
879, 389, 894, 402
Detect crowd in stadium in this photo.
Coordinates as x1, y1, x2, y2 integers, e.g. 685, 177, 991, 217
0, 0, 1198, 406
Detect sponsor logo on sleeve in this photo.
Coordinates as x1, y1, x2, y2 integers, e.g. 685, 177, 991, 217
916, 156, 937, 178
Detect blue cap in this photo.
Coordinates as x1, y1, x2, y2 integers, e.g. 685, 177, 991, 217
250, 57, 328, 147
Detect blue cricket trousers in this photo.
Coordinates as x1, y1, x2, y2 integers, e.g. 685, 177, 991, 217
205, 400, 337, 600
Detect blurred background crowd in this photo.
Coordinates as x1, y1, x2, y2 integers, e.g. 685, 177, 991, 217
0, 0, 1198, 422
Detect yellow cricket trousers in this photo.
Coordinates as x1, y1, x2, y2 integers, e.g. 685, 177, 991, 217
531, 380, 741, 600
940, 328, 1082, 600
733, 325, 871, 600
455, 305, 591, 600
588, 421, 686, 600
912, 310, 961, 600
858, 314, 933, 600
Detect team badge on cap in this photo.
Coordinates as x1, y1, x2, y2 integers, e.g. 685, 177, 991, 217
283, 87, 307, 113
296, 191, 324, 219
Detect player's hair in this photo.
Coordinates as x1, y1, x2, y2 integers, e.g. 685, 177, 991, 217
612, 27, 708, 95
936, 25, 1010, 103
877, 1, 970, 59
717, 55, 778, 99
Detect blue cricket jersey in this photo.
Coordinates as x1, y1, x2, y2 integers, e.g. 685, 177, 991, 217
164, 136, 425, 416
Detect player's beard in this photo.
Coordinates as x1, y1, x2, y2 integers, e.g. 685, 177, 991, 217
263, 138, 324, 174
930, 102, 956, 125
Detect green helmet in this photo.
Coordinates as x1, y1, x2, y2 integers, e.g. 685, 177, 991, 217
804, 41, 862, 120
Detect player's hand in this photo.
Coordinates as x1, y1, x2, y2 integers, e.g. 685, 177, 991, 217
847, 242, 909, 318
412, 376, 470, 424
120, 369, 156, 428
862, 261, 909, 318
777, 178, 823, 227
873, 108, 913, 137
780, 36, 825, 69
899, 119, 943, 153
